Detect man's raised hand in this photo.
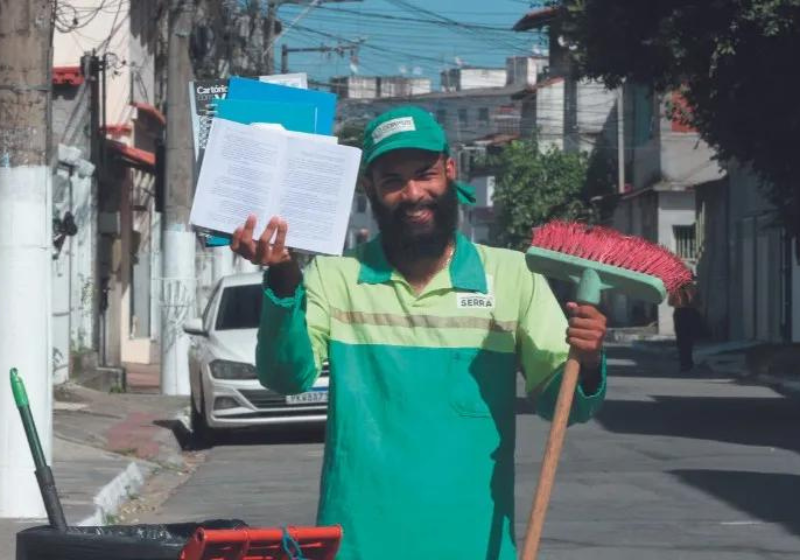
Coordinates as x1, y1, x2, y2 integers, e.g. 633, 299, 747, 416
231, 215, 292, 267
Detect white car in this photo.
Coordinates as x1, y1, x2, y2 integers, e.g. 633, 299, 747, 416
183, 272, 328, 439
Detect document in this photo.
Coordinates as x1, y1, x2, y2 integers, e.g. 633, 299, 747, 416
189, 118, 362, 256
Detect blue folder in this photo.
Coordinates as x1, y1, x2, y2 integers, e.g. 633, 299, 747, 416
214, 99, 319, 132
226, 76, 337, 135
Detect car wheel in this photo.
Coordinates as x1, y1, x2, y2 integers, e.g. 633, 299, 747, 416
191, 384, 215, 447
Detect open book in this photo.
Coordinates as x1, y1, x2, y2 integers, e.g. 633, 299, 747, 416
189, 118, 362, 256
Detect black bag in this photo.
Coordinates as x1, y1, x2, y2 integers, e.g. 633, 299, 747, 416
16, 519, 247, 560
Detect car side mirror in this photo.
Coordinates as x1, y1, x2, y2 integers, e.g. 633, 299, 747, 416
183, 318, 208, 337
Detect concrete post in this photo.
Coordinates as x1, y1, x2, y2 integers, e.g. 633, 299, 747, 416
0, 0, 53, 518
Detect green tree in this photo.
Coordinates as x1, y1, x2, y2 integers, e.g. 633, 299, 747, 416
557, 0, 800, 246
490, 139, 610, 250
337, 121, 367, 150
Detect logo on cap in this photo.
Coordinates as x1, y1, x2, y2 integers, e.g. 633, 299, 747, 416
371, 117, 416, 144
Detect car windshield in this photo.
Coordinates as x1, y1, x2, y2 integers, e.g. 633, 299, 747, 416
215, 284, 263, 331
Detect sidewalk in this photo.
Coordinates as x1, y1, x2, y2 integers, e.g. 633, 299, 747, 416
0, 383, 189, 560
609, 328, 800, 397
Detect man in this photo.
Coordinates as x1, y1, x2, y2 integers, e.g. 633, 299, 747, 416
231, 106, 608, 559
671, 282, 703, 372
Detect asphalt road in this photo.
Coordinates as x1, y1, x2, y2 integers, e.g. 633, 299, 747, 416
141, 342, 800, 559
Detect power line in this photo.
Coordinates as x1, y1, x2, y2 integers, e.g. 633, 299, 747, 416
314, 5, 528, 32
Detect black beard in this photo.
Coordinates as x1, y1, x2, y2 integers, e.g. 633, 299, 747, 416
369, 181, 459, 262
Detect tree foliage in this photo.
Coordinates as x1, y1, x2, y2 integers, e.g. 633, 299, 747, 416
558, 0, 800, 242
489, 139, 612, 250
190, 0, 279, 79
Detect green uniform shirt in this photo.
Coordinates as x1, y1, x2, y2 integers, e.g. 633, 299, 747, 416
257, 234, 606, 559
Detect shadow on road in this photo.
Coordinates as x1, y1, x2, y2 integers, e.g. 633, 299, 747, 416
595, 395, 800, 454
670, 469, 800, 536
155, 419, 326, 451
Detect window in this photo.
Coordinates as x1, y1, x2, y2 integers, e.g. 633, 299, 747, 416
673, 224, 697, 260
203, 284, 221, 333
478, 108, 490, 126
215, 284, 264, 330
458, 108, 469, 126
436, 109, 447, 124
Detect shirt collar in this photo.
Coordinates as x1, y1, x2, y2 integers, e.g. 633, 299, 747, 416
357, 232, 488, 293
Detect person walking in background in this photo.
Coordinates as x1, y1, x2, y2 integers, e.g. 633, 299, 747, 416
671, 282, 703, 372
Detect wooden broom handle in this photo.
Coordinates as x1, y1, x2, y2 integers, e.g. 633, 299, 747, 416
521, 351, 581, 560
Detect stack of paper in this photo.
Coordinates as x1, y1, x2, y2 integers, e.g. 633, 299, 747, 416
188, 75, 362, 256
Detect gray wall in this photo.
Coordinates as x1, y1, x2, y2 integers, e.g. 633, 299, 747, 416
339, 90, 523, 146
726, 164, 785, 342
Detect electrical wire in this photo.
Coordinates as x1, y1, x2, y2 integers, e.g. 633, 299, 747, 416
276, 0, 544, 83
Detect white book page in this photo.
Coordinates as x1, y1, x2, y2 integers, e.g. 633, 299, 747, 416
277, 139, 362, 255
189, 118, 286, 235
250, 123, 338, 144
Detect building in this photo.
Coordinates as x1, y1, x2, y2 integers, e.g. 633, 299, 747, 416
695, 163, 800, 343
331, 76, 432, 99
441, 67, 508, 92
506, 55, 549, 88
514, 6, 702, 335
52, 0, 165, 384
513, 5, 800, 343
513, 8, 619, 155
340, 85, 525, 148
608, 86, 726, 335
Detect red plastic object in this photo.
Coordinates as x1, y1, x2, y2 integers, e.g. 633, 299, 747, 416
179, 526, 342, 560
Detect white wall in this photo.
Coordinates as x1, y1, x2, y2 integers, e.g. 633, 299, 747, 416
506, 56, 548, 88
657, 191, 696, 250
53, 0, 135, 131
576, 80, 617, 135
536, 80, 564, 151
656, 190, 696, 335
469, 175, 495, 208
793, 240, 800, 343
655, 97, 726, 187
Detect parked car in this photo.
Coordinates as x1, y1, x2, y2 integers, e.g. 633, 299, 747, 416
183, 272, 328, 439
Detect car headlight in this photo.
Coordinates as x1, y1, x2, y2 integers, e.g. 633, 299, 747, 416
209, 360, 257, 380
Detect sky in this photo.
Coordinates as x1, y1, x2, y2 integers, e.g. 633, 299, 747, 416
274, 0, 549, 90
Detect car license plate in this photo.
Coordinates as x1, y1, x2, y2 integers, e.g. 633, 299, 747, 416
286, 390, 328, 405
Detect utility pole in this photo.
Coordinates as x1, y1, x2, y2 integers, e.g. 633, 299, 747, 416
0, 0, 53, 518
281, 42, 362, 74
161, 0, 196, 396
271, 0, 364, 74
617, 85, 625, 194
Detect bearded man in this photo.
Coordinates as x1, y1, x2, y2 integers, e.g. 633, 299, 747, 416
230, 106, 608, 560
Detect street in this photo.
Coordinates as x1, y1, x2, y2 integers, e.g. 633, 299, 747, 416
135, 342, 800, 559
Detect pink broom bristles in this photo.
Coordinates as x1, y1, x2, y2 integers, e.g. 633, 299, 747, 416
530, 221, 694, 296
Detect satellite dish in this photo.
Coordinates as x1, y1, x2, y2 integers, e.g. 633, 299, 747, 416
398, 64, 408, 75
350, 62, 359, 74
412, 66, 422, 76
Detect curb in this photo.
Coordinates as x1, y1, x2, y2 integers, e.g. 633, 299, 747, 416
76, 461, 154, 526
75, 407, 193, 526
737, 372, 800, 398
606, 330, 674, 344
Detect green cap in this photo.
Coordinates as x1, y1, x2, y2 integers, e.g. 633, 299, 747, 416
362, 106, 476, 206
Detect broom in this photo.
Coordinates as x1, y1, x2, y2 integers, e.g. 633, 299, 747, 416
520, 221, 692, 560
10, 368, 68, 532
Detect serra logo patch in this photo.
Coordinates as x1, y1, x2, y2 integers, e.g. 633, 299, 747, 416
372, 117, 416, 143
457, 294, 495, 309
456, 275, 494, 309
